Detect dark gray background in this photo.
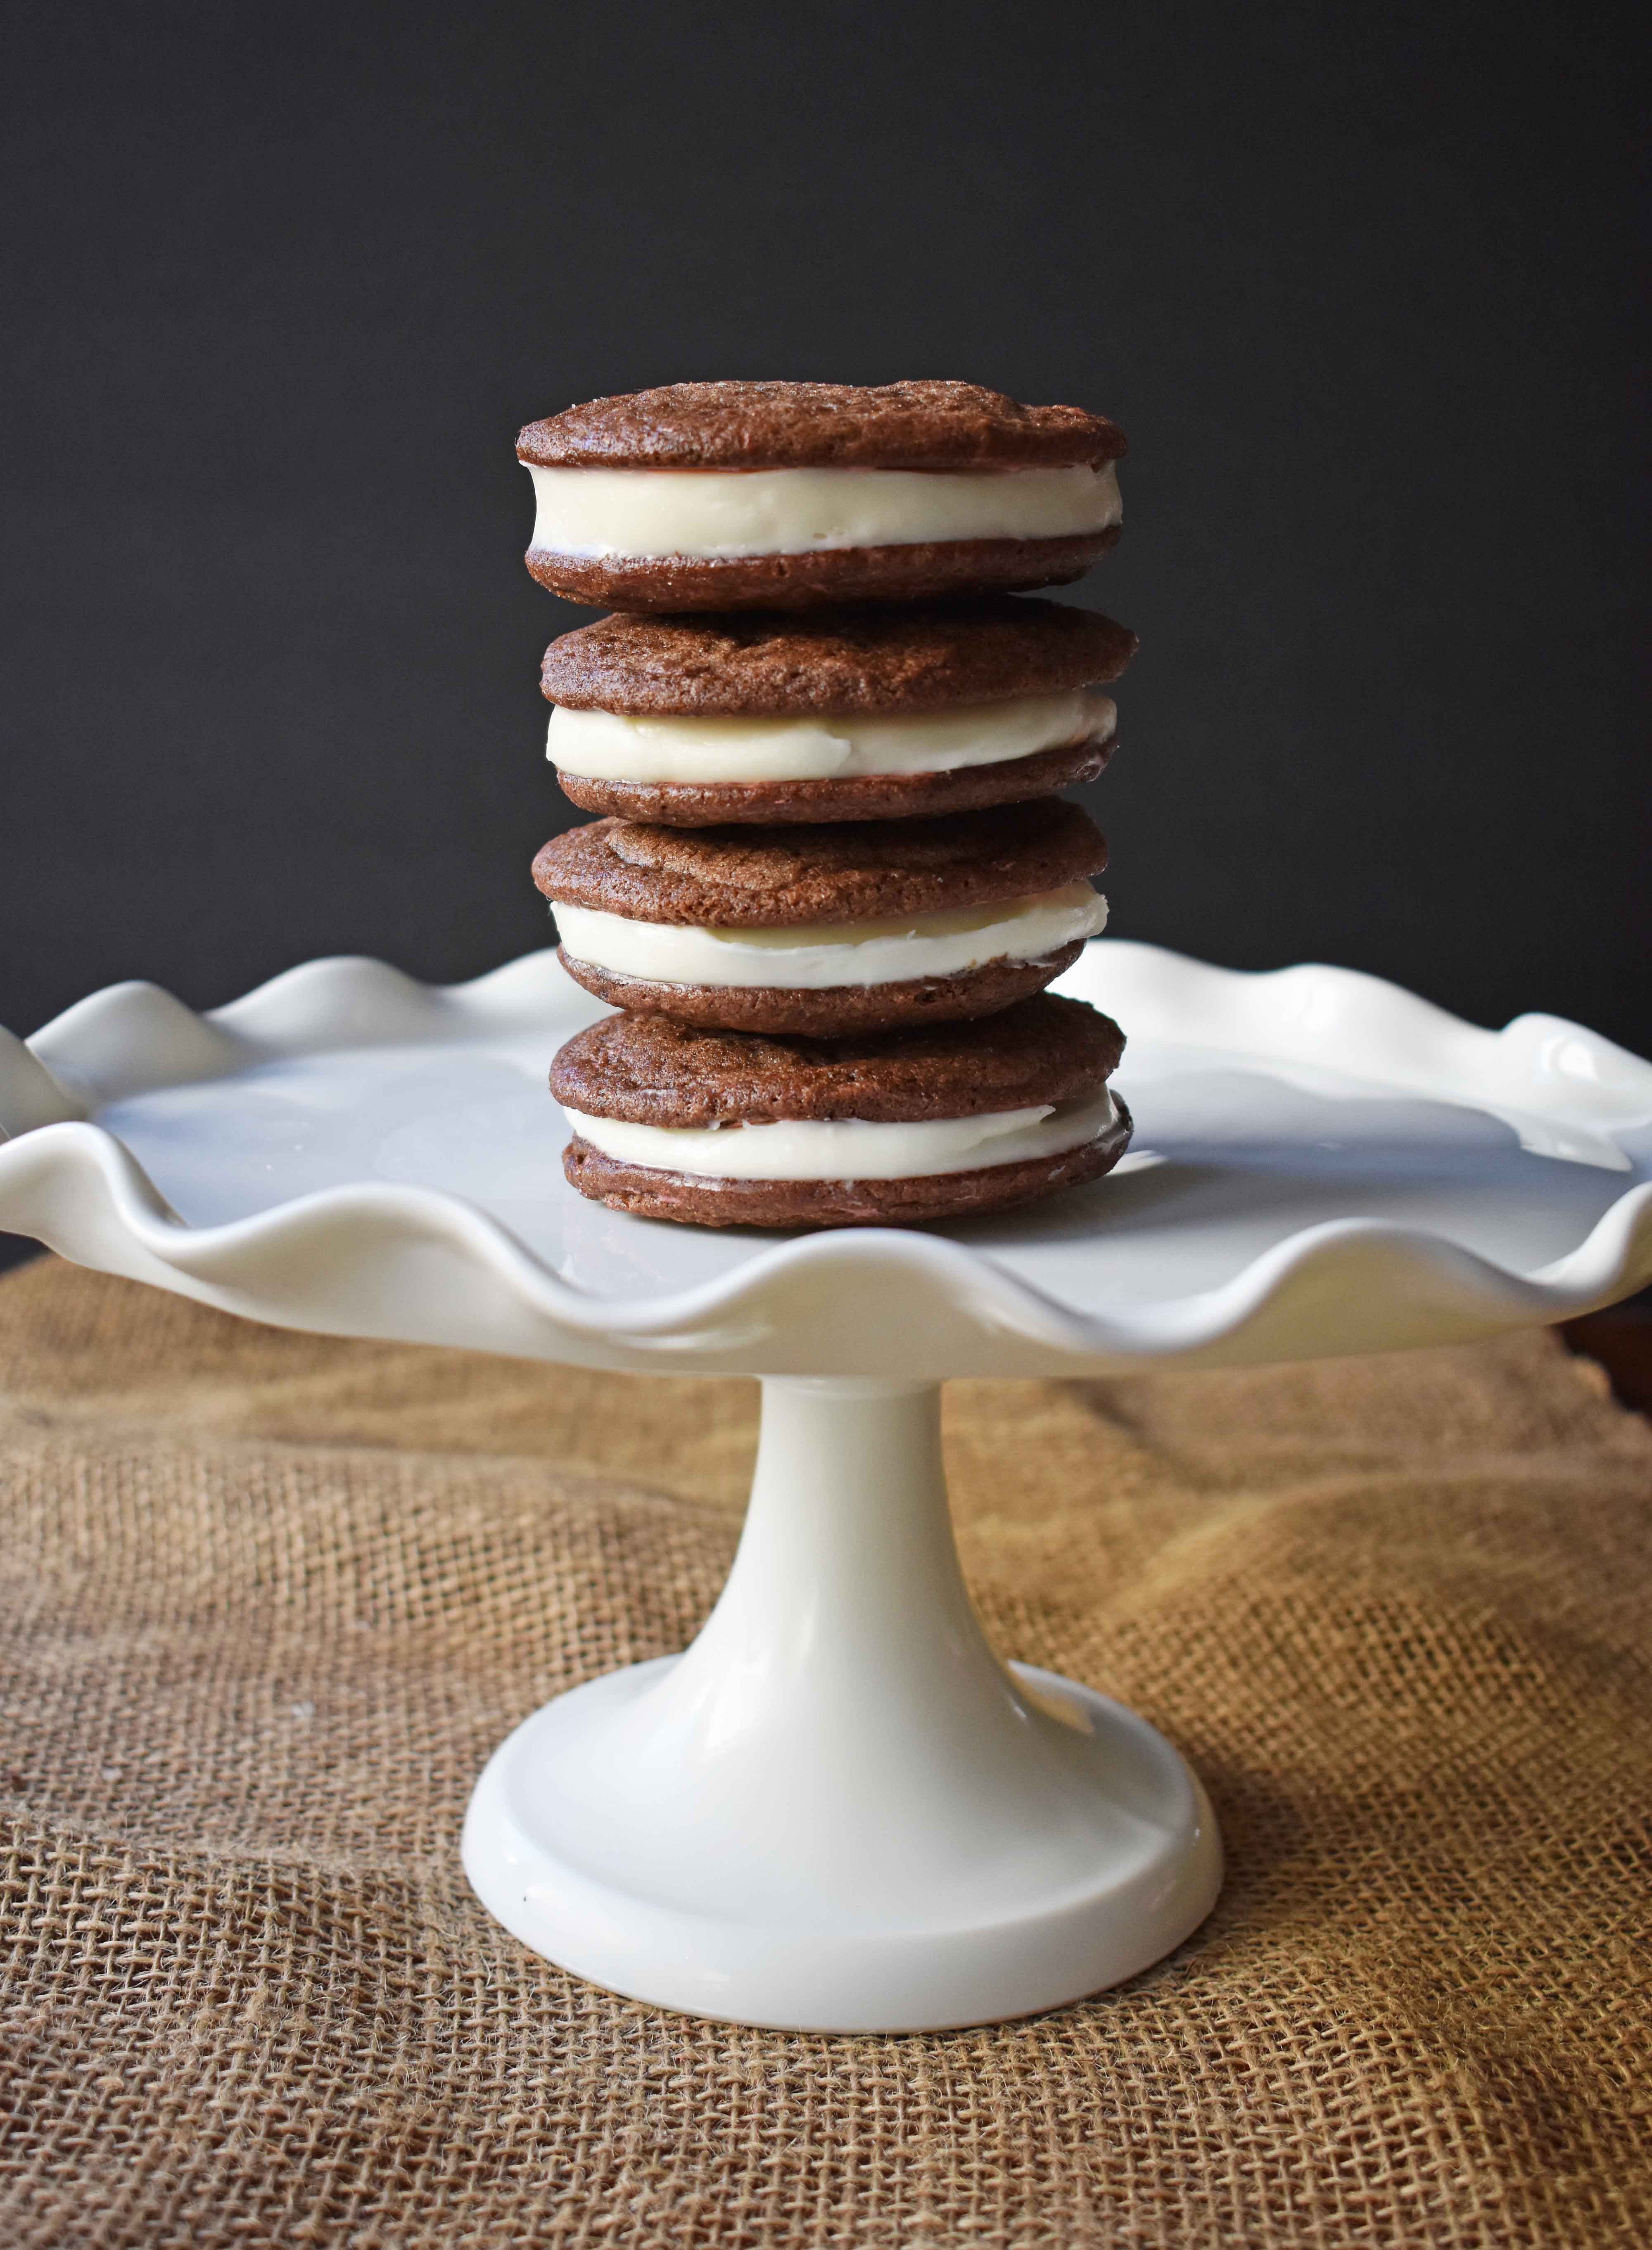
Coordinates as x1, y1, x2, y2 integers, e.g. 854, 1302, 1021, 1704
2, 2, 1645, 1267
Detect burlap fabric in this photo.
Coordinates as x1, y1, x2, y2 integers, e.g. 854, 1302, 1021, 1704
2, 1257, 1649, 2249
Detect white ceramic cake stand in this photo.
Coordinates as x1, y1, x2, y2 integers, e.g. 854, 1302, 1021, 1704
3, 940, 1650, 2032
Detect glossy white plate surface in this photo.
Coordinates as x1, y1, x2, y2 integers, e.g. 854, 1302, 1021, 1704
2, 940, 1647, 1377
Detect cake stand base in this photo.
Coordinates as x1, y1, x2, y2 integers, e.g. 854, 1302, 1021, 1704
461, 1377, 1221, 2032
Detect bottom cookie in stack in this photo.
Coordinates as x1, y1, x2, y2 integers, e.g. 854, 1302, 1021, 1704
551, 994, 1132, 1230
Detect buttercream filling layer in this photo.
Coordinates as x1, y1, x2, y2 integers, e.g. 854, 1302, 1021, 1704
548, 688, 1116, 785
561, 1087, 1118, 1182
528, 460, 1121, 561
553, 883, 1107, 990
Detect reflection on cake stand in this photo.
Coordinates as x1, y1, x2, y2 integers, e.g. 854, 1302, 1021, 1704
2, 940, 1649, 2030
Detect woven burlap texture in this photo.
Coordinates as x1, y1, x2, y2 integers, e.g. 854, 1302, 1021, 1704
1, 1256, 1648, 2250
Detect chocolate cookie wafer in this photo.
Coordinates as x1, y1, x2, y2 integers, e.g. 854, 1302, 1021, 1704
542, 598, 1135, 827
533, 800, 1108, 1036
551, 994, 1132, 1230
518, 381, 1125, 610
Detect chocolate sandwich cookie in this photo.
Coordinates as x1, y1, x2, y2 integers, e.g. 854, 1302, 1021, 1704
542, 598, 1135, 827
533, 800, 1109, 1036
518, 380, 1126, 610
551, 994, 1132, 1230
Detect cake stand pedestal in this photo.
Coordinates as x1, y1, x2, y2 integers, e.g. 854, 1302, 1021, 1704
3, 940, 1648, 2030
465, 1376, 1217, 2029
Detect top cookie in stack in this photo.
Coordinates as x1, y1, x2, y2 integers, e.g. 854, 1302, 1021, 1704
519, 378, 1125, 610
519, 380, 1139, 1232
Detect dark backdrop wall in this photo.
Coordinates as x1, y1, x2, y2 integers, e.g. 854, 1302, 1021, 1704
4, 0, 1646, 1061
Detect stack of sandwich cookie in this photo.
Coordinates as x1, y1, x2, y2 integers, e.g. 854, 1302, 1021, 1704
516, 378, 1139, 1231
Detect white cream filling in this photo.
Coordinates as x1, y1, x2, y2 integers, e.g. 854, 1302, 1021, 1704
548, 687, 1116, 785
553, 883, 1107, 991
527, 460, 1120, 560
561, 1087, 1118, 1182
